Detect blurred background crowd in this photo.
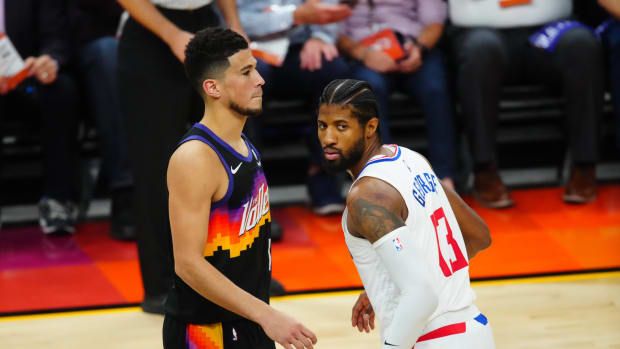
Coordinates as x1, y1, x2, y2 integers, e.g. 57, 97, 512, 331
0, 0, 618, 314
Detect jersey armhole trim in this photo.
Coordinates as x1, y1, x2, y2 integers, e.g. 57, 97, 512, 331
178, 135, 234, 208
356, 145, 401, 180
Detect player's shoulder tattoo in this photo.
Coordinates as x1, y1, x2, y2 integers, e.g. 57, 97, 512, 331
348, 194, 405, 243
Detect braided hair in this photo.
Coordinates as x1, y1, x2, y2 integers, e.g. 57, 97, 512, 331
318, 79, 382, 142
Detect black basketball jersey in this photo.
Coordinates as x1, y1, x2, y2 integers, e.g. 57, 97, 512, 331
165, 122, 272, 324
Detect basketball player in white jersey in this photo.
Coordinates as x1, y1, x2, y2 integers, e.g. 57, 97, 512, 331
317, 79, 495, 348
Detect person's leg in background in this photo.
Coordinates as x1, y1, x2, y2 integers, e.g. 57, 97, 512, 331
78, 36, 135, 240
402, 48, 457, 190
118, 17, 198, 313
604, 22, 620, 151
350, 64, 393, 144
246, 59, 274, 151
0, 95, 5, 228
37, 73, 81, 234
452, 28, 514, 208
248, 58, 287, 246
550, 27, 604, 203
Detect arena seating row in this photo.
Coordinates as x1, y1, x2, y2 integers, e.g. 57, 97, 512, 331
0, 84, 617, 206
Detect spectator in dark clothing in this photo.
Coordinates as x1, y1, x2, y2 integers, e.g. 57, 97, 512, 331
69, 0, 135, 240
597, 0, 620, 151
0, 0, 80, 234
448, 0, 604, 208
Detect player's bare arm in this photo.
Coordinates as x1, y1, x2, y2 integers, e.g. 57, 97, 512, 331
441, 181, 492, 259
168, 142, 317, 349
346, 177, 407, 243
419, 154, 491, 260
346, 178, 407, 334
347, 176, 438, 347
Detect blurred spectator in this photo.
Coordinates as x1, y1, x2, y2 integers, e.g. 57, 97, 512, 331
237, 0, 352, 215
116, 0, 244, 314
0, 0, 80, 234
597, 0, 620, 150
448, 0, 604, 207
68, 0, 135, 240
338, 0, 457, 189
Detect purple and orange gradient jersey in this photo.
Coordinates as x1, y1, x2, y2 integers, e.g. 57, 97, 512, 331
165, 123, 272, 324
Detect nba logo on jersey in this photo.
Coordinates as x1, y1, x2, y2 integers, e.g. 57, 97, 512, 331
232, 327, 238, 341
393, 238, 404, 252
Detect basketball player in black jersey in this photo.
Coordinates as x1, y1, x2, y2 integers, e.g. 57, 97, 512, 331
164, 28, 317, 349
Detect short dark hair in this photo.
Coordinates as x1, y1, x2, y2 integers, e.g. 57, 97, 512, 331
184, 27, 248, 96
319, 79, 381, 141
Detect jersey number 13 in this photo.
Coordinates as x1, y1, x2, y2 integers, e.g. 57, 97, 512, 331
430, 207, 468, 277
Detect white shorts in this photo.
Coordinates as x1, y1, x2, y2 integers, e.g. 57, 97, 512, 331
413, 314, 495, 349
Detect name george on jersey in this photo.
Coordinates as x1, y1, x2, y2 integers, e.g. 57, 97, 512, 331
238, 183, 270, 237
412, 172, 440, 207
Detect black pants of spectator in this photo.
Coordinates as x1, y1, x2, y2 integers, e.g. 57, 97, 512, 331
118, 5, 218, 309
78, 36, 132, 190
450, 26, 604, 167
0, 74, 79, 202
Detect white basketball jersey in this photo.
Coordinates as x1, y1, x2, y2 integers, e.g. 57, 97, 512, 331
343, 145, 477, 339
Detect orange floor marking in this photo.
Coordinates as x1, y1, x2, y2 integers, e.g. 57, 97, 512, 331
272, 185, 620, 291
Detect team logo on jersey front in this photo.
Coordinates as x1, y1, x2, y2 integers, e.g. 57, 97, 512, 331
238, 183, 270, 237
204, 171, 271, 258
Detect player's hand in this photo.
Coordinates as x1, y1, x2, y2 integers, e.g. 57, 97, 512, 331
294, 0, 352, 25
300, 38, 338, 71
166, 29, 194, 62
24, 55, 58, 85
351, 291, 375, 333
397, 41, 422, 73
363, 49, 397, 73
259, 307, 317, 348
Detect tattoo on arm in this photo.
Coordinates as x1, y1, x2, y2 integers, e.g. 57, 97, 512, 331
350, 197, 405, 243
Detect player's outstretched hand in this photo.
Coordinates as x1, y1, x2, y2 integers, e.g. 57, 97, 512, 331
259, 307, 317, 349
351, 291, 375, 333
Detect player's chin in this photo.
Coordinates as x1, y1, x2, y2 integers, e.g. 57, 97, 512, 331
246, 107, 263, 118
323, 159, 345, 174
250, 98, 262, 109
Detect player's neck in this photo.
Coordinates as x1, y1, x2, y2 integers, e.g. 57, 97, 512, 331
348, 139, 384, 179
201, 102, 247, 145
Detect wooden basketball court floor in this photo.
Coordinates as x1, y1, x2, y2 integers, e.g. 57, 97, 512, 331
1, 185, 619, 347
1, 272, 619, 348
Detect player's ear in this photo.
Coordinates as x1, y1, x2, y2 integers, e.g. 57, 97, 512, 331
203, 79, 221, 98
365, 117, 379, 139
